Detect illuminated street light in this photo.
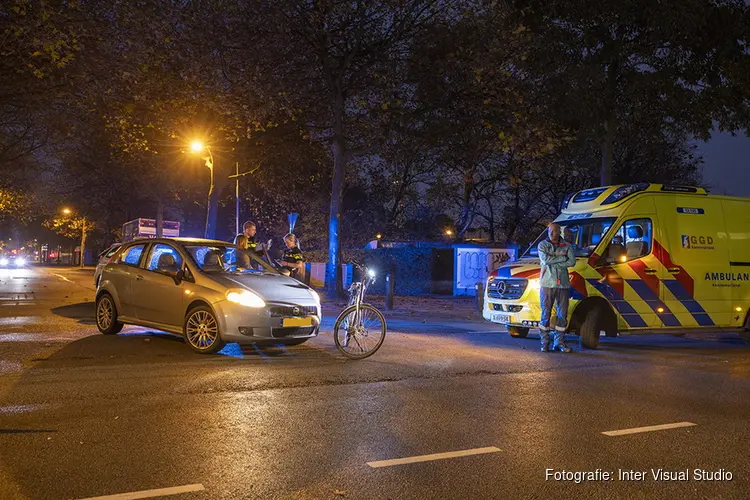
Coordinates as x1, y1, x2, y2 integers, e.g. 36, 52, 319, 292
189, 140, 215, 239
376, 233, 382, 239
61, 208, 88, 269
445, 229, 453, 236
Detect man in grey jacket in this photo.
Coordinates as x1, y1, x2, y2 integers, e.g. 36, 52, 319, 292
537, 223, 577, 352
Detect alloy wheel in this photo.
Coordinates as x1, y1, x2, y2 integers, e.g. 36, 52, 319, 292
186, 310, 219, 350
97, 297, 113, 330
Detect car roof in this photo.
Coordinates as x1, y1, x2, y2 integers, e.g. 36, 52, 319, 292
122, 237, 233, 247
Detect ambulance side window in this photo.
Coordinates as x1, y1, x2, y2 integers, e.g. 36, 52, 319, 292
605, 218, 652, 263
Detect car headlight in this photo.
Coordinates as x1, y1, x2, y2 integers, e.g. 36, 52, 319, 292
528, 278, 541, 290
15, 258, 25, 266
367, 269, 376, 278
226, 289, 266, 308
0, 258, 8, 266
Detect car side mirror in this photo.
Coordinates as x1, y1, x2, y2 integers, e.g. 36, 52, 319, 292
160, 266, 183, 285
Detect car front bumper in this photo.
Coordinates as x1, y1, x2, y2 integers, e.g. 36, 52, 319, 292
216, 300, 322, 344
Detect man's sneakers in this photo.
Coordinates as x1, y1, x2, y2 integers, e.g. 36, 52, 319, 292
554, 342, 572, 353
540, 342, 551, 352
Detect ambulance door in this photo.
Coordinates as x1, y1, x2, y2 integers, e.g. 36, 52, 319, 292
723, 199, 750, 327
599, 216, 662, 329
657, 196, 731, 327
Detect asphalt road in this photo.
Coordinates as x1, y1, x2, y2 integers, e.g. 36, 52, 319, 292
0, 266, 749, 500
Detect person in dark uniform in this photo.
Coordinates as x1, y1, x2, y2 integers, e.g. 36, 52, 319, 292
242, 221, 263, 256
279, 233, 305, 278
242, 221, 272, 257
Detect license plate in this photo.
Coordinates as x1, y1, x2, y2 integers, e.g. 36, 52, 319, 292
282, 317, 313, 327
492, 313, 511, 324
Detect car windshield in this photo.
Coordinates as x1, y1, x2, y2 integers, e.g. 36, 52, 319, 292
523, 217, 617, 258
184, 244, 279, 274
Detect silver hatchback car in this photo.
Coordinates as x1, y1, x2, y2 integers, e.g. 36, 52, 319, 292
95, 238, 321, 353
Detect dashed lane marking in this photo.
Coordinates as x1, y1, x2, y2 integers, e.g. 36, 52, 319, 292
76, 483, 205, 500
602, 421, 697, 437
367, 446, 502, 468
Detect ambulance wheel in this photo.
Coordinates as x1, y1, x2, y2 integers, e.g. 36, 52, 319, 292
579, 307, 607, 349
741, 314, 750, 344
507, 326, 529, 338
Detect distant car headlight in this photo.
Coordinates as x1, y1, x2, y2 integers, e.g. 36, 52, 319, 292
367, 269, 376, 278
15, 258, 25, 267
226, 289, 266, 308
0, 258, 8, 266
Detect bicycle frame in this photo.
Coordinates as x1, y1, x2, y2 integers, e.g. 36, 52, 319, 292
346, 265, 376, 329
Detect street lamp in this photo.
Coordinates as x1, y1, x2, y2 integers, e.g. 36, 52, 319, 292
62, 208, 87, 269
189, 141, 215, 239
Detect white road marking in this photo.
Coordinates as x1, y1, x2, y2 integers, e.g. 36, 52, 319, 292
76, 483, 205, 500
367, 446, 502, 468
54, 273, 74, 283
602, 421, 697, 437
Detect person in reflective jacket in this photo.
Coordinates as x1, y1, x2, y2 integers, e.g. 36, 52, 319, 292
279, 233, 305, 278
537, 223, 577, 353
242, 221, 271, 257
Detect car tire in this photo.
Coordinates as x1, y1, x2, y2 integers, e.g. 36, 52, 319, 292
96, 293, 124, 335
507, 326, 529, 338
579, 306, 608, 349
184, 305, 226, 354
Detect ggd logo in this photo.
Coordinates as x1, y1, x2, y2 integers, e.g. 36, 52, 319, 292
681, 234, 714, 249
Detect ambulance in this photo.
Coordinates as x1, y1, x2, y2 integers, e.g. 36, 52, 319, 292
483, 183, 750, 348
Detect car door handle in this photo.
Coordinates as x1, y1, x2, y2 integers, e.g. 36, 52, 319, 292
644, 268, 657, 275
135, 275, 144, 281
667, 268, 681, 274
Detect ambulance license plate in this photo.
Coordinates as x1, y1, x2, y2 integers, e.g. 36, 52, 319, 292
282, 317, 313, 327
492, 313, 511, 324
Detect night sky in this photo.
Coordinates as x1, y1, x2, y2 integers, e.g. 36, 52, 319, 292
696, 130, 750, 197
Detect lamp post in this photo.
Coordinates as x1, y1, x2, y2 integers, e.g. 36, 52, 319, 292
190, 141, 216, 239
62, 208, 87, 269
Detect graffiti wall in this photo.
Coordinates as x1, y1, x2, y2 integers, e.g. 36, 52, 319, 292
453, 245, 518, 296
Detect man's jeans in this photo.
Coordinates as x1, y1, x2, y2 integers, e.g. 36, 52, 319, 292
540, 286, 570, 346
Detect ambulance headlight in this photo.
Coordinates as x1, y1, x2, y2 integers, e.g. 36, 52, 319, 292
528, 278, 541, 290
15, 257, 25, 266
0, 258, 8, 266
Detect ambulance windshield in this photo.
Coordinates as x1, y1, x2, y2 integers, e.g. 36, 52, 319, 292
524, 218, 616, 258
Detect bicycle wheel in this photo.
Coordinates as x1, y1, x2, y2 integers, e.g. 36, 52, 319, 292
333, 304, 387, 359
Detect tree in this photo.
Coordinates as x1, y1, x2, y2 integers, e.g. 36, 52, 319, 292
409, 3, 565, 240
522, 0, 750, 185
44, 214, 94, 268
209, 0, 447, 294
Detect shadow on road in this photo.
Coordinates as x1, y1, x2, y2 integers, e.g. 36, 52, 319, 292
50, 302, 96, 325
24, 326, 337, 368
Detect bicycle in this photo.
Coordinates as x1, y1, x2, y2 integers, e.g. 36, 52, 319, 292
333, 261, 387, 359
